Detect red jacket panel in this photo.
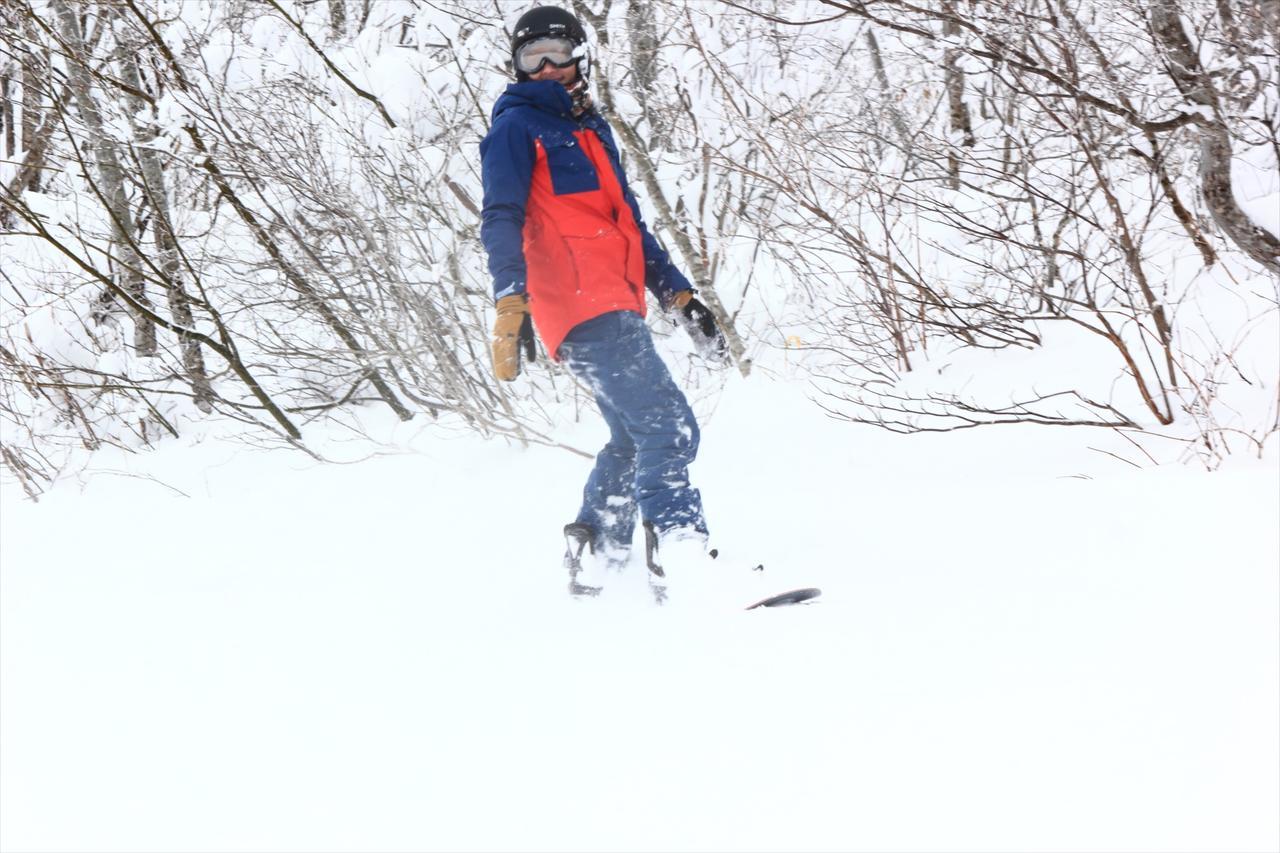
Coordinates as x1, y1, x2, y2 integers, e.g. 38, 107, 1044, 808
522, 130, 647, 358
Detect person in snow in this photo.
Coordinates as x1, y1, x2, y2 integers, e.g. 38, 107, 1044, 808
479, 5, 729, 591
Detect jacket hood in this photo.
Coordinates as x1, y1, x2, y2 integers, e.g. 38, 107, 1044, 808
491, 80, 575, 123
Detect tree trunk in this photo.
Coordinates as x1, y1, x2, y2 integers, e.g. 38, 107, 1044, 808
1149, 0, 1280, 273
118, 44, 215, 412
1, 69, 13, 159
626, 0, 665, 147
52, 0, 157, 355
328, 0, 346, 40
2, 14, 60, 228
1263, 0, 1280, 56
1, 82, 67, 230
0, 2, 11, 160
865, 28, 916, 170
943, 9, 975, 189
20, 18, 45, 189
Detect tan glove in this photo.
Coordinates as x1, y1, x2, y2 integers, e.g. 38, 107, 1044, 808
491, 294, 535, 381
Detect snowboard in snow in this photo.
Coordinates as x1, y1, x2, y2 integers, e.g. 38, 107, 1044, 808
565, 522, 822, 609
744, 587, 822, 609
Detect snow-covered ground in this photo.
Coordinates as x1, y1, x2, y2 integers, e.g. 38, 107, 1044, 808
2, 376, 1277, 852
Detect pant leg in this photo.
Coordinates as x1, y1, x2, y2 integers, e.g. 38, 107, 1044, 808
574, 382, 639, 550
560, 311, 706, 539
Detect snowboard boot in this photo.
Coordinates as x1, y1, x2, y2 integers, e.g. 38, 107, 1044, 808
564, 522, 630, 598
643, 522, 765, 607
642, 521, 669, 604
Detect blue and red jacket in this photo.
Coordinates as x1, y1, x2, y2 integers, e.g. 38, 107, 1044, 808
479, 80, 692, 359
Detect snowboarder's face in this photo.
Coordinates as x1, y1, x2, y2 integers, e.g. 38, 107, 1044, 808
529, 61, 578, 88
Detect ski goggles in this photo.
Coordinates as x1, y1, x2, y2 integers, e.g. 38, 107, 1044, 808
514, 36, 579, 75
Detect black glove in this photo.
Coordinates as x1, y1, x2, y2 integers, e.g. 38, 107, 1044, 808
671, 291, 729, 364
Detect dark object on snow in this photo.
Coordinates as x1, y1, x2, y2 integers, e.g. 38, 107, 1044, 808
745, 588, 823, 609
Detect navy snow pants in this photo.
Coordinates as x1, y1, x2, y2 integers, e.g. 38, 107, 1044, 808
558, 310, 707, 552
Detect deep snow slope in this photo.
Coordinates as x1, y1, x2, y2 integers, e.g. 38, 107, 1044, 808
1, 377, 1277, 853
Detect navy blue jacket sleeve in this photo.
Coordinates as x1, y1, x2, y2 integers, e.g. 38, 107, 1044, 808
480, 115, 536, 300
633, 199, 694, 307
585, 115, 693, 307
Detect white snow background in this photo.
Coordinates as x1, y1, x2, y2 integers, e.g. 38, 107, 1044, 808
2, 375, 1277, 853
3, 1, 1280, 850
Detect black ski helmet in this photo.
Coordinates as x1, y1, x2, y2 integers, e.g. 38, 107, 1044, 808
510, 6, 589, 81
